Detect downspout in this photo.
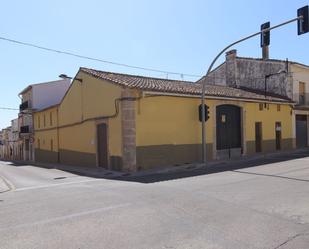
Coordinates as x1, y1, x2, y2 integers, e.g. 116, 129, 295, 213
56, 107, 60, 163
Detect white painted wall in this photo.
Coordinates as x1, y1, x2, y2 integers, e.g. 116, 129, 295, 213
31, 79, 70, 110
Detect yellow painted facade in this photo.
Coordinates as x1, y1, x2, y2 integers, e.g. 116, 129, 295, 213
33, 71, 124, 166
33, 106, 59, 163
57, 72, 123, 158
34, 106, 58, 151
136, 95, 293, 146
33, 69, 295, 171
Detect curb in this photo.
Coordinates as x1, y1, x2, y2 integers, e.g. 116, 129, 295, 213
5, 148, 309, 180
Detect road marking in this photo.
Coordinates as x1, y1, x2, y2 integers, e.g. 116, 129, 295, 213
0, 203, 131, 231
14, 178, 105, 192
0, 174, 15, 192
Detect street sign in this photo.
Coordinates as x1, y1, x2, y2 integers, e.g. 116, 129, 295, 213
297, 6, 309, 35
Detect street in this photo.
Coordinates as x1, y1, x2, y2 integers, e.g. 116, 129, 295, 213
1, 151, 309, 249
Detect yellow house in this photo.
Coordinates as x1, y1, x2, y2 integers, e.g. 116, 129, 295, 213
34, 105, 59, 163
33, 67, 294, 171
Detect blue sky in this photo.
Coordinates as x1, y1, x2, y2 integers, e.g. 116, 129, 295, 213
1, 0, 308, 129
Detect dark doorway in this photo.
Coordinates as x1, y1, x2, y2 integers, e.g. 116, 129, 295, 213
216, 105, 241, 157
97, 123, 108, 168
255, 122, 262, 153
275, 122, 282, 150
296, 115, 308, 148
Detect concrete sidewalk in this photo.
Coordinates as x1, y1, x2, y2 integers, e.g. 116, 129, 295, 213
5, 148, 309, 182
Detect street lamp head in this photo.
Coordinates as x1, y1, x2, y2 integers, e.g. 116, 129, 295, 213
59, 74, 72, 80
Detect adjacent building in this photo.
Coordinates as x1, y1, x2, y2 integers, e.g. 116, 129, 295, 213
0, 127, 12, 160
33, 67, 294, 171
18, 78, 71, 161
201, 49, 309, 149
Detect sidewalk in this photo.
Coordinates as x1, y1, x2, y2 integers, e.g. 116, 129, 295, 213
7, 148, 309, 182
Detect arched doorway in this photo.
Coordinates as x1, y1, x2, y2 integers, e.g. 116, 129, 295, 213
216, 105, 241, 158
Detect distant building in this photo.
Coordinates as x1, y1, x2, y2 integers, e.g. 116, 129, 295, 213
0, 127, 11, 160
18, 78, 70, 161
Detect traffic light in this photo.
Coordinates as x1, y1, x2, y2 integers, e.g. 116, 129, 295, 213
199, 104, 210, 122
260, 22, 270, 47
298, 5, 309, 35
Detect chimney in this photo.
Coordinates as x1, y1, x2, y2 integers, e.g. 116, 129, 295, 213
225, 49, 238, 87
226, 49, 237, 60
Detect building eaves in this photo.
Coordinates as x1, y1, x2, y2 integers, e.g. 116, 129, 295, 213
80, 67, 293, 103
236, 56, 309, 69
19, 79, 71, 95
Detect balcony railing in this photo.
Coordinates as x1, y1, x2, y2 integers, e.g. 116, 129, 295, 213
19, 101, 29, 111
20, 125, 30, 134
299, 94, 306, 105
294, 93, 309, 106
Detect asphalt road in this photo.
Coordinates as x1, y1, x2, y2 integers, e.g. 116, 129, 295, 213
1, 152, 309, 249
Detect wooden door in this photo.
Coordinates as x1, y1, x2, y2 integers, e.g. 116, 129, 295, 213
296, 115, 308, 148
255, 122, 262, 153
216, 105, 241, 150
97, 123, 108, 168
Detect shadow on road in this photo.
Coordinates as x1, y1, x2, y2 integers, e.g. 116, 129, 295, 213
2, 150, 309, 184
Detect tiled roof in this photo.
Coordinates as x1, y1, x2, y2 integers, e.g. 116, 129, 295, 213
80, 67, 292, 103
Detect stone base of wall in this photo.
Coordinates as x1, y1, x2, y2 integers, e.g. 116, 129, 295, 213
35, 149, 58, 163
136, 143, 213, 170
246, 138, 294, 155
110, 156, 123, 171
59, 149, 96, 167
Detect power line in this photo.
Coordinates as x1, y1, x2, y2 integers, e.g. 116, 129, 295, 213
0, 107, 18, 110
0, 36, 202, 78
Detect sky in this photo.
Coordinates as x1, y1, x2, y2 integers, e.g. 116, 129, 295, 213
0, 0, 309, 129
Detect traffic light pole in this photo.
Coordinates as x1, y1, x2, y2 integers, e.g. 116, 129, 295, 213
201, 16, 303, 165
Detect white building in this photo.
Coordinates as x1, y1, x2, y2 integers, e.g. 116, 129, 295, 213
18, 78, 71, 161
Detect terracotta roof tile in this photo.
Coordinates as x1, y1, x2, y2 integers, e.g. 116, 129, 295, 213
80, 67, 292, 103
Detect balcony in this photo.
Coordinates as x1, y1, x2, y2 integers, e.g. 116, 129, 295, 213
294, 93, 309, 107
19, 101, 29, 111
299, 94, 306, 105
20, 125, 30, 134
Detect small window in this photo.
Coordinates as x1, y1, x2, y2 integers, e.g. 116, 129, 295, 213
38, 139, 40, 149
50, 139, 53, 151
259, 103, 264, 111
43, 114, 46, 127
299, 82, 306, 105
277, 104, 281, 112
38, 116, 41, 128
50, 112, 53, 126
